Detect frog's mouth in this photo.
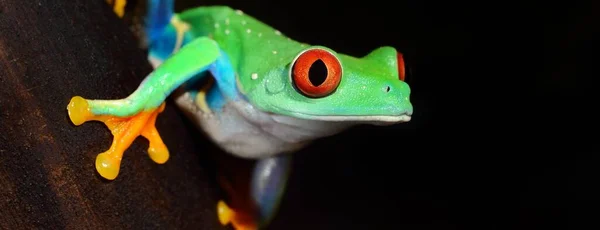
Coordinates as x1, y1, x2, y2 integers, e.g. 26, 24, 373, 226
276, 111, 412, 125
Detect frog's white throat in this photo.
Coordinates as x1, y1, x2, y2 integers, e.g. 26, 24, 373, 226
172, 89, 395, 159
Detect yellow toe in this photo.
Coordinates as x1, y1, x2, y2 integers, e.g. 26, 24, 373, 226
148, 146, 169, 164
67, 96, 92, 126
113, 0, 126, 18
95, 152, 121, 180
217, 200, 233, 225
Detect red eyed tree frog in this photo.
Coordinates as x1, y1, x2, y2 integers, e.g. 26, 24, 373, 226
69, 0, 413, 229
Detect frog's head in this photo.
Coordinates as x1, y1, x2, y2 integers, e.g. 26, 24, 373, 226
245, 45, 413, 125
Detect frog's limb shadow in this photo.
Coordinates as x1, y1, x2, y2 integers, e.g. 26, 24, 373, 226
66, 37, 220, 180
217, 154, 293, 230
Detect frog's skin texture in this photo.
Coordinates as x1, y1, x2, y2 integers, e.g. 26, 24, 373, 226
69, 0, 413, 229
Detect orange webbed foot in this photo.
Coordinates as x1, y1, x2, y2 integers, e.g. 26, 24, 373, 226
68, 96, 169, 180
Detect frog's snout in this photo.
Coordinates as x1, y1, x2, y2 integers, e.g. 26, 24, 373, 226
382, 80, 413, 117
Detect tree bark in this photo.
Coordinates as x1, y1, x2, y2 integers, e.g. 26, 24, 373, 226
0, 0, 226, 229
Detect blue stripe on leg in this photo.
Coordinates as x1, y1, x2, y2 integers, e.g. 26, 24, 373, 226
147, 25, 177, 61
209, 50, 241, 101
145, 0, 175, 43
147, 25, 193, 62
205, 85, 227, 112
187, 50, 240, 114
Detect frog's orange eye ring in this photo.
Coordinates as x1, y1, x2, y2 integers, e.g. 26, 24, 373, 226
397, 52, 406, 81
291, 48, 342, 98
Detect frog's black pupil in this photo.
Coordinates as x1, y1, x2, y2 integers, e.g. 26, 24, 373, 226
308, 59, 328, 86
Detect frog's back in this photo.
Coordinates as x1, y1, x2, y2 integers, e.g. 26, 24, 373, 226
177, 6, 306, 80
177, 6, 234, 39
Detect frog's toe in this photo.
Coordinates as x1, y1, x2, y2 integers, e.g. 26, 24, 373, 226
217, 200, 257, 230
147, 144, 169, 164
143, 104, 170, 164
67, 96, 93, 126
106, 0, 127, 18
217, 200, 234, 225
96, 151, 121, 180
142, 130, 169, 164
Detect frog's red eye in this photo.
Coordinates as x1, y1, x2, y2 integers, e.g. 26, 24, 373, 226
397, 52, 406, 81
292, 48, 342, 98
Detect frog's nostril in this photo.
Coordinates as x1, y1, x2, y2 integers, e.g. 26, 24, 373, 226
384, 85, 391, 93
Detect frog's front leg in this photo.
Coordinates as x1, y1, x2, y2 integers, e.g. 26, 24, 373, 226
218, 154, 293, 230
67, 37, 220, 180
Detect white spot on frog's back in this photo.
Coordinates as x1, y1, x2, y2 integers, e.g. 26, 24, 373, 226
251, 73, 258, 80
225, 18, 230, 25
275, 30, 282, 36
235, 9, 244, 15
246, 28, 252, 33
214, 23, 219, 28
225, 29, 230, 35
272, 50, 277, 54
241, 20, 247, 25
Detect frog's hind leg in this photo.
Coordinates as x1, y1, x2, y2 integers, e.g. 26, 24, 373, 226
217, 154, 293, 230
143, 0, 192, 67
67, 37, 220, 180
